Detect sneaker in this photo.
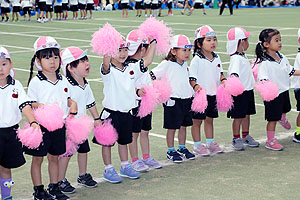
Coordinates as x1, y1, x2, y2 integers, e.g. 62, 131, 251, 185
48, 184, 69, 200
293, 132, 300, 143
37, 18, 43, 23
208, 142, 224, 154
142, 157, 162, 169
265, 138, 283, 151
278, 118, 291, 130
187, 12, 192, 16
193, 144, 210, 157
177, 147, 195, 160
5, 18, 9, 22
145, 14, 147, 17
181, 11, 184, 15
58, 178, 75, 194
77, 173, 97, 188
243, 135, 260, 147
33, 187, 53, 200
3, 196, 12, 200
232, 138, 245, 151
131, 159, 149, 172
203, 13, 207, 15
167, 151, 183, 163
120, 164, 140, 179
103, 167, 122, 183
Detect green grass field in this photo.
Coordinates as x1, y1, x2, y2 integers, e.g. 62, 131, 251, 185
1, 6, 300, 199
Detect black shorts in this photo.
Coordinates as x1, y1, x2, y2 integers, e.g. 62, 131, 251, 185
227, 90, 256, 119
92, 108, 133, 146
24, 125, 66, 157
163, 98, 193, 129
135, 1, 143, 9
86, 3, 93, 10
0, 125, 26, 169
38, 1, 47, 11
193, 2, 204, 8
23, 7, 32, 14
120, 3, 129, 9
132, 104, 152, 133
46, 5, 53, 12
77, 140, 90, 153
62, 3, 69, 10
193, 95, 218, 120
158, 1, 162, 7
151, 3, 159, 9
185, 0, 192, 6
264, 90, 291, 122
70, 5, 78, 11
1, 7, 10, 14
78, 3, 86, 9
144, 3, 151, 8
54, 5, 62, 13
13, 6, 21, 12
294, 89, 300, 111
167, 2, 172, 8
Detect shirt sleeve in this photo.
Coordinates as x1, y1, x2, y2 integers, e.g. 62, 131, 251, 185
228, 55, 240, 76
27, 77, 39, 103
132, 60, 147, 80
100, 63, 111, 81
151, 60, 167, 80
189, 57, 199, 82
86, 84, 96, 109
16, 80, 32, 111
257, 61, 269, 81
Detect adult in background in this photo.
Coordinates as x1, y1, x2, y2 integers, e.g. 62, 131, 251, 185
219, 0, 233, 15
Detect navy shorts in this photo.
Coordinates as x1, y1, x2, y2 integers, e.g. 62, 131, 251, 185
163, 98, 193, 129
23, 7, 32, 14
78, 3, 86, 9
193, 95, 218, 120
38, 2, 47, 11
0, 125, 26, 169
62, 3, 69, 10
144, 3, 151, 8
193, 2, 204, 8
132, 103, 152, 133
54, 5, 62, 13
120, 3, 129, 9
24, 125, 66, 157
77, 140, 90, 153
264, 90, 291, 121
13, 6, 21, 12
46, 5, 53, 12
86, 3, 93, 10
1, 7, 10, 14
151, 3, 159, 9
227, 90, 256, 119
294, 89, 300, 111
70, 5, 78, 11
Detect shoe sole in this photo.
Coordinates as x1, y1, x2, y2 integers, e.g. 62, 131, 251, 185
264, 145, 283, 151
133, 168, 149, 172
103, 177, 122, 184
167, 157, 183, 163
232, 145, 245, 151
77, 183, 98, 188
119, 174, 140, 179
60, 189, 76, 194
293, 137, 300, 143
193, 151, 210, 157
243, 143, 260, 147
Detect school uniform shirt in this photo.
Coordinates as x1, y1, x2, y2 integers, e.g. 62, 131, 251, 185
189, 51, 223, 96
86, 0, 93, 3
194, 0, 203, 2
66, 75, 96, 117
39, 0, 47, 3
46, 0, 52, 5
78, 0, 86, 4
0, 0, 10, 8
11, 0, 21, 7
69, 0, 78, 5
144, 0, 151, 4
0, 76, 31, 128
135, 0, 142, 2
152, 0, 159, 4
27, 71, 71, 119
227, 53, 255, 91
151, 60, 193, 99
257, 52, 294, 95
54, 0, 62, 6
21, 0, 33, 7
290, 50, 300, 88
62, 0, 68, 4
120, 0, 129, 3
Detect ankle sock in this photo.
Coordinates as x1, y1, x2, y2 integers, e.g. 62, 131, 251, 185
131, 157, 138, 163
297, 126, 300, 135
104, 164, 113, 170
121, 161, 129, 168
34, 185, 44, 192
233, 134, 240, 139
168, 147, 175, 153
142, 154, 150, 160
242, 131, 249, 138
194, 141, 202, 148
267, 131, 275, 141
0, 178, 12, 199
206, 139, 214, 147
178, 144, 185, 151
281, 113, 286, 121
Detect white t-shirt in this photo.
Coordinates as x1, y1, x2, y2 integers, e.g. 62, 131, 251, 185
69, 0, 78, 5
194, 0, 203, 3
152, 0, 158, 4
227, 53, 255, 91
86, 0, 93, 3
0, 77, 31, 128
54, 0, 62, 6
27, 72, 70, 119
151, 60, 193, 99
0, 0, 10, 8
78, 0, 86, 4
21, 0, 33, 7
11, 0, 21, 7
62, 0, 68, 4
120, 0, 129, 3
189, 51, 223, 96
46, 0, 52, 5
257, 52, 294, 94
144, 0, 151, 4
291, 51, 300, 88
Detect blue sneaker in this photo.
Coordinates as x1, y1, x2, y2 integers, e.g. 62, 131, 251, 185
167, 151, 183, 163
177, 147, 195, 160
103, 168, 122, 183
120, 164, 140, 179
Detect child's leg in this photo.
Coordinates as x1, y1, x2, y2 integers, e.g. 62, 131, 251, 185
177, 126, 195, 159
126, 9, 128, 17
47, 154, 59, 184
191, 119, 202, 143
241, 115, 260, 147
140, 130, 150, 157
232, 118, 242, 139
89, 10, 92, 18
0, 166, 12, 199
58, 157, 71, 181
166, 129, 176, 149
202, 8, 206, 14
129, 133, 139, 162
102, 146, 112, 165
12, 12, 15, 20
31, 156, 44, 186
204, 117, 214, 140
118, 144, 128, 162
77, 153, 87, 176
266, 121, 276, 140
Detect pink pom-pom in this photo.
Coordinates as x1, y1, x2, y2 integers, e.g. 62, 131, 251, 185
137, 86, 159, 118
191, 87, 208, 113
59, 139, 79, 157
66, 115, 93, 145
224, 76, 245, 96
91, 23, 122, 57
138, 17, 172, 56
255, 80, 279, 102
251, 60, 259, 81
152, 77, 172, 103
17, 127, 43, 149
216, 84, 234, 112
34, 104, 64, 132
94, 119, 118, 146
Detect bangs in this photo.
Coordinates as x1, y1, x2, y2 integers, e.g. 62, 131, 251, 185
38, 48, 60, 59
79, 56, 88, 62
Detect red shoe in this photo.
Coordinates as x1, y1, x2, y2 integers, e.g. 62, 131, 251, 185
278, 118, 291, 130
265, 139, 283, 151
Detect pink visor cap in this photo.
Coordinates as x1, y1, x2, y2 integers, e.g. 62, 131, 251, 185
33, 36, 61, 71
170, 35, 193, 49
126, 29, 149, 56
0, 46, 15, 78
226, 27, 250, 55
194, 25, 216, 40
60, 46, 88, 76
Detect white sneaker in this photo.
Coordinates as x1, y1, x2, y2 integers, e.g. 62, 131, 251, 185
145, 14, 147, 17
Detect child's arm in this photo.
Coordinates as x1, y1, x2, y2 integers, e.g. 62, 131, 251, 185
31, 102, 42, 109
220, 73, 227, 84
292, 69, 300, 76
144, 39, 157, 68
88, 105, 102, 127
67, 98, 78, 117
102, 55, 111, 74
22, 105, 40, 129
189, 80, 200, 92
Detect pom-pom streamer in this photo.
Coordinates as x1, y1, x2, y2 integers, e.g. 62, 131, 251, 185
152, 77, 172, 103
255, 80, 279, 102
224, 76, 245, 96
66, 115, 93, 145
216, 84, 234, 112
94, 119, 118, 146
191, 87, 208, 113
17, 126, 43, 149
137, 86, 159, 118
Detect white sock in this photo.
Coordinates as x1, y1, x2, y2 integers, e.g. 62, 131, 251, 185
104, 164, 113, 170
121, 161, 129, 168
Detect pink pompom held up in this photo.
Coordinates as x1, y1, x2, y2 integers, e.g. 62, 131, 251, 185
224, 76, 245, 96
59, 138, 79, 157
94, 119, 118, 146
17, 127, 43, 149
138, 17, 172, 56
34, 104, 64, 132
191, 87, 208, 113
66, 115, 93, 145
216, 84, 234, 112
91, 23, 122, 57
255, 80, 279, 102
251, 60, 259, 81
137, 86, 159, 118
152, 77, 172, 103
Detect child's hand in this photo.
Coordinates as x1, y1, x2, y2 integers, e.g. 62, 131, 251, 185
94, 119, 102, 127
30, 121, 41, 130
193, 84, 201, 92
137, 88, 145, 97
68, 101, 78, 118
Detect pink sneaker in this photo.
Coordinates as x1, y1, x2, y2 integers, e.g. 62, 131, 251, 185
193, 144, 210, 157
208, 142, 224, 154
278, 118, 291, 130
265, 139, 283, 151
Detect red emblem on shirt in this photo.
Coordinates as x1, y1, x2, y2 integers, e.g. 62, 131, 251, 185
12, 89, 18, 98
217, 64, 221, 68
129, 70, 134, 75
64, 88, 68, 92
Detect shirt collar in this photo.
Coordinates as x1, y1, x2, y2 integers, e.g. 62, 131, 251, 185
126, 58, 139, 63
233, 52, 245, 57
66, 74, 87, 86
196, 50, 218, 60
7, 75, 15, 85
37, 71, 63, 81
263, 52, 283, 62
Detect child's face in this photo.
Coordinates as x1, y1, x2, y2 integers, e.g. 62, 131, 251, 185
0, 58, 12, 82
37, 53, 60, 74
200, 36, 217, 52
69, 58, 91, 78
241, 38, 249, 51
265, 34, 282, 52
171, 48, 192, 63
113, 48, 128, 64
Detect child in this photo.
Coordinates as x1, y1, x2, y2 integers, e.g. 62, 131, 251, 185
0, 0, 10, 22
45, 0, 53, 21
144, 0, 151, 17
11, 0, 21, 22
226, 27, 259, 151
134, 0, 142, 17
126, 30, 162, 171
86, 0, 93, 19
150, 35, 195, 163
92, 36, 147, 183
256, 29, 300, 150
69, 0, 78, 19
151, 0, 159, 17
188, 0, 206, 16
37, 0, 47, 23
54, 0, 63, 20
62, 0, 68, 20
0, 47, 40, 200
189, 26, 224, 156
78, 0, 87, 19
58, 47, 99, 193
180, 0, 192, 15
166, 0, 173, 16
21, 0, 33, 21
118, 0, 129, 18
25, 36, 77, 199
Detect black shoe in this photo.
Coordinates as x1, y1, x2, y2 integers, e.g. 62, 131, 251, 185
293, 132, 300, 143
167, 151, 183, 163
48, 184, 69, 200
58, 178, 76, 194
177, 147, 195, 160
77, 173, 97, 188
33, 186, 53, 200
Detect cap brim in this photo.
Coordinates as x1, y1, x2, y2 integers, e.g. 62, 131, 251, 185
10, 68, 15, 79
128, 42, 141, 56
226, 40, 239, 55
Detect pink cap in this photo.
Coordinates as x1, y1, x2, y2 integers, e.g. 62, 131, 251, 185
226, 27, 250, 55
298, 28, 300, 45
119, 36, 130, 49
195, 25, 216, 40
0, 46, 15, 78
170, 35, 193, 49
60, 46, 88, 76
126, 29, 149, 56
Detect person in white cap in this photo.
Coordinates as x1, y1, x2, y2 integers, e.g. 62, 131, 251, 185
0, 47, 40, 200
226, 27, 259, 151
125, 30, 161, 172
25, 36, 77, 200
57, 47, 100, 194
150, 34, 195, 163
189, 25, 224, 156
